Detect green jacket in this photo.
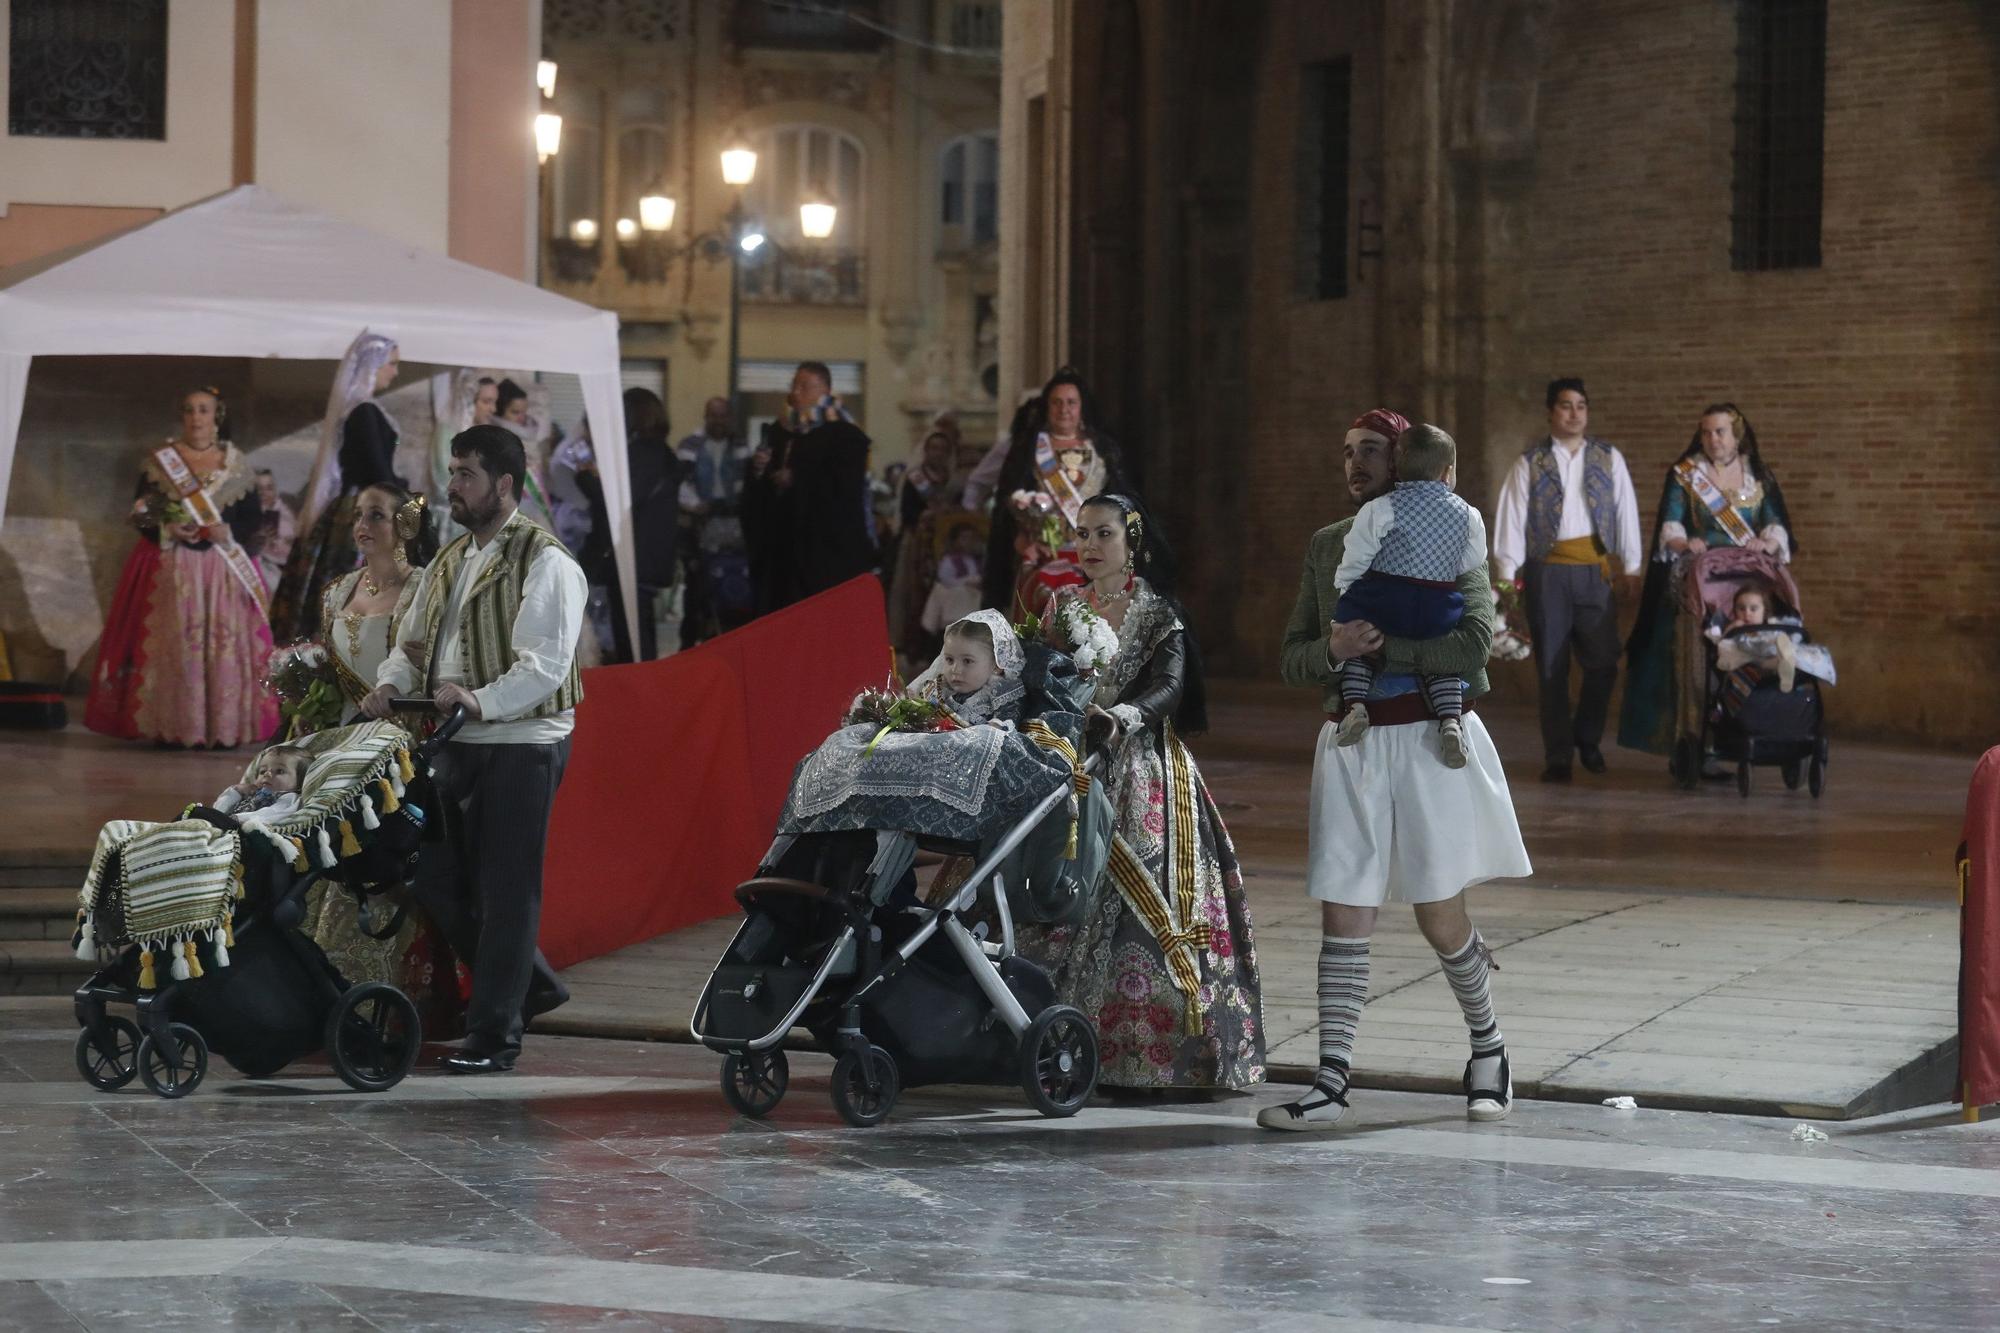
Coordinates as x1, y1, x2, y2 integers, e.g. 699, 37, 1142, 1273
1278, 515, 1493, 712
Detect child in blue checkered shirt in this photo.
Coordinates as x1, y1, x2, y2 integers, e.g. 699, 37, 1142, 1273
1329, 424, 1489, 768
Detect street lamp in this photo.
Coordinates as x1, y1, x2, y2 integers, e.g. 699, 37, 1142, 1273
720, 143, 759, 187
534, 112, 563, 164
638, 191, 676, 233
798, 195, 838, 242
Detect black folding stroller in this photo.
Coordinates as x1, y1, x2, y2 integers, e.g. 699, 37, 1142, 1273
692, 647, 1114, 1127
70, 709, 464, 1098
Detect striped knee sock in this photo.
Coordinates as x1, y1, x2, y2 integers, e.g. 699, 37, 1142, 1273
1437, 930, 1504, 1056
1317, 935, 1370, 1094
1338, 657, 1375, 707
1422, 674, 1464, 720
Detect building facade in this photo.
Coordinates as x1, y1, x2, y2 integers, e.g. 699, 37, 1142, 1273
0, 0, 542, 682
1002, 0, 2000, 746
537, 0, 1003, 460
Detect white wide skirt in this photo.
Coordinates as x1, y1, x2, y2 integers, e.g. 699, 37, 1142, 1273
1305, 712, 1532, 907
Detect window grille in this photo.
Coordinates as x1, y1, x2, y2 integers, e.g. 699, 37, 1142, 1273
8, 0, 167, 140
1731, 0, 1826, 271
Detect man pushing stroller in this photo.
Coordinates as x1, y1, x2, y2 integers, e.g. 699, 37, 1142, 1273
363, 424, 588, 1074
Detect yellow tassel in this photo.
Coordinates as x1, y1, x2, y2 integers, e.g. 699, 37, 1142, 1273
287, 837, 309, 871
223, 918, 235, 948
138, 949, 157, 990
232, 863, 245, 899
1182, 997, 1205, 1036
1064, 819, 1079, 860
183, 939, 204, 980
377, 777, 400, 813
396, 750, 415, 784
338, 819, 361, 857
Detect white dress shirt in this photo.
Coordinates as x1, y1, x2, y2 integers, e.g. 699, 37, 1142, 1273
376, 511, 589, 745
1491, 437, 1644, 581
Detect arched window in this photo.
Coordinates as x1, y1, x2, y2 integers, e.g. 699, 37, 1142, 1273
747, 125, 866, 248
615, 86, 672, 230
551, 83, 602, 241
940, 130, 998, 245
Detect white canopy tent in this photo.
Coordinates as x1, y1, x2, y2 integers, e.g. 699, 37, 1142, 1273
0, 184, 636, 638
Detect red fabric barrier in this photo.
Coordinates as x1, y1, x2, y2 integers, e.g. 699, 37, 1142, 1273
1960, 748, 2000, 1112
539, 577, 890, 969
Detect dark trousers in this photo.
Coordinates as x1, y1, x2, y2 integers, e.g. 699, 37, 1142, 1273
410, 738, 570, 1052
1521, 561, 1620, 764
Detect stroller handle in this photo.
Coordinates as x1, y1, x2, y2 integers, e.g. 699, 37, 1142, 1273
390, 699, 469, 756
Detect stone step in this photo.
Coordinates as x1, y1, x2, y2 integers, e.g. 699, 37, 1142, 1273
0, 939, 94, 996
0, 888, 80, 941
0, 863, 88, 889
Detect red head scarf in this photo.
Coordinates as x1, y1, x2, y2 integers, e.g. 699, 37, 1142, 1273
1347, 408, 1411, 445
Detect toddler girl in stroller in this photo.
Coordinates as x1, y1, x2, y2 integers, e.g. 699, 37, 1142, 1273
69, 711, 463, 1097
693, 618, 1115, 1126
1672, 548, 1835, 797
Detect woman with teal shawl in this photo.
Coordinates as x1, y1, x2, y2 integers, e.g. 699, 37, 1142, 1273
1618, 404, 1797, 759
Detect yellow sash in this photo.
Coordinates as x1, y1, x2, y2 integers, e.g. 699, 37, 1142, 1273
1542, 534, 1615, 582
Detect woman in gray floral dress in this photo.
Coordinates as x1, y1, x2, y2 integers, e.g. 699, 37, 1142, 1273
1022, 493, 1264, 1090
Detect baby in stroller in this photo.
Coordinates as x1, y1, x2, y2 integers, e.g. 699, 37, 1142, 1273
210, 743, 312, 827
70, 714, 462, 1098
693, 612, 1114, 1126
1675, 548, 1835, 797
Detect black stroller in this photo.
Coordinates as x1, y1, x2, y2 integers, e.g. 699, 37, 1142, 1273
1668, 548, 1832, 799
692, 651, 1113, 1127
70, 709, 464, 1098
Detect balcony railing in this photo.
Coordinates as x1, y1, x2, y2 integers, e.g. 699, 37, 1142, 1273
740, 249, 868, 306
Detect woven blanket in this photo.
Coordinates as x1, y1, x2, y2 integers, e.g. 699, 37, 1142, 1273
75, 817, 241, 986
233, 720, 422, 871
781, 723, 1069, 842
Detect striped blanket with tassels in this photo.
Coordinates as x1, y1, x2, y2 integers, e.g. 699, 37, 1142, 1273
232, 720, 420, 875
75, 817, 242, 988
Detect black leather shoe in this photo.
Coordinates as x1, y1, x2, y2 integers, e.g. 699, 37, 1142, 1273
443, 1048, 517, 1075
1540, 764, 1572, 783
1577, 745, 1607, 774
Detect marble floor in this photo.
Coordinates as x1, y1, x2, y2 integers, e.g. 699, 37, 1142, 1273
2, 1005, 1997, 1332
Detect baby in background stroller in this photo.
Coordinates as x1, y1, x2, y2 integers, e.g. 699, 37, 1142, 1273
1672, 547, 1835, 797
693, 611, 1115, 1126
70, 712, 464, 1098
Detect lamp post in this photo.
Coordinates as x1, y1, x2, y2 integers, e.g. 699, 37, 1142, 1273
619, 143, 838, 435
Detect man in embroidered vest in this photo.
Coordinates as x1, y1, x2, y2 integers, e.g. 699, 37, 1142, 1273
1491, 378, 1643, 782
363, 424, 589, 1074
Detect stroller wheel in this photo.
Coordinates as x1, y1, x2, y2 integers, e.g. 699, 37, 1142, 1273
73, 1016, 141, 1091
1810, 750, 1827, 798
137, 1022, 209, 1099
721, 1049, 790, 1118
1737, 761, 1752, 799
1019, 1004, 1099, 1118
830, 1047, 899, 1127
326, 982, 423, 1092
1781, 760, 1803, 790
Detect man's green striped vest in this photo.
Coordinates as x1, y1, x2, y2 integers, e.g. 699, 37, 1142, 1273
422, 515, 583, 718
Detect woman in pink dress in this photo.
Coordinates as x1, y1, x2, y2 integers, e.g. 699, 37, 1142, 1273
85, 387, 280, 748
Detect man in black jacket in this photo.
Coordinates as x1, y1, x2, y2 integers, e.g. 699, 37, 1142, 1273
744, 361, 875, 614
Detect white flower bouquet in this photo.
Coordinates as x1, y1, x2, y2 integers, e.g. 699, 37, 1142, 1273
1052, 597, 1120, 676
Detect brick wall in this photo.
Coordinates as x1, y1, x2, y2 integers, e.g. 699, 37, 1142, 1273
1477, 0, 2000, 746
1226, 0, 2000, 747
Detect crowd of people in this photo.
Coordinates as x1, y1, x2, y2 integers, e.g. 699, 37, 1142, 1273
73, 342, 1805, 1105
